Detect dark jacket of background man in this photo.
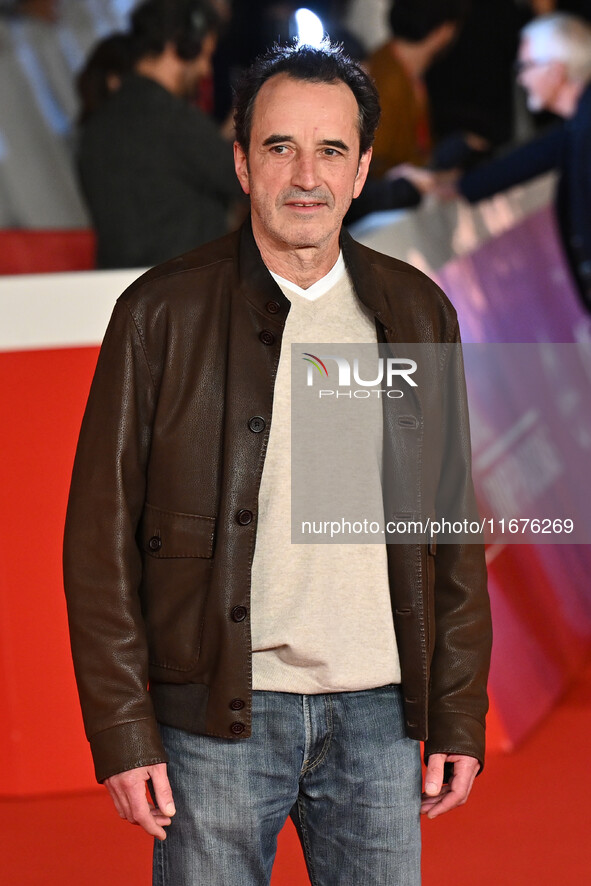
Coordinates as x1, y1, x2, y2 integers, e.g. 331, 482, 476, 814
460, 83, 591, 309
78, 71, 240, 268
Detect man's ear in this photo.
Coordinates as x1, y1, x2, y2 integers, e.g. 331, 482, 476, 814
353, 148, 372, 199
233, 142, 251, 195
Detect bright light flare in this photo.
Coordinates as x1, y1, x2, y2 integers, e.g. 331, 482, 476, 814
295, 8, 325, 48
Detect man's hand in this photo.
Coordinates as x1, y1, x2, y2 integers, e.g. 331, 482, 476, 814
104, 762, 175, 840
384, 163, 462, 201
384, 163, 438, 194
420, 753, 480, 819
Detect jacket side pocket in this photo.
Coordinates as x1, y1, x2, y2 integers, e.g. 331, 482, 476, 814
139, 503, 215, 671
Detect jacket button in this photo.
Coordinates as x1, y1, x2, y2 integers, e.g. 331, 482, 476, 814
266, 300, 280, 314
236, 509, 253, 525
231, 605, 248, 622
248, 416, 266, 433
259, 330, 275, 345
230, 722, 245, 735
229, 698, 245, 711
148, 536, 162, 552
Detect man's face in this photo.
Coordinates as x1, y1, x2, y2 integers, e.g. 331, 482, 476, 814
233, 74, 371, 257
516, 36, 565, 113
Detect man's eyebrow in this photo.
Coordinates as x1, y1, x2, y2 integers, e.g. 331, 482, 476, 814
262, 134, 293, 146
319, 139, 350, 152
261, 135, 351, 152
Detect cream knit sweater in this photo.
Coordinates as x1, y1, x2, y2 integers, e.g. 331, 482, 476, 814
250, 255, 401, 693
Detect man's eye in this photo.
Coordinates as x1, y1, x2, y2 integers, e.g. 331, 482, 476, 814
270, 145, 289, 154
323, 148, 341, 157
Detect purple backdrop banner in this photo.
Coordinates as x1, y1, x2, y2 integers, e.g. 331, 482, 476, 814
436, 205, 591, 748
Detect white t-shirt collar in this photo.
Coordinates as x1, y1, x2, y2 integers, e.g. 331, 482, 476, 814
269, 252, 346, 301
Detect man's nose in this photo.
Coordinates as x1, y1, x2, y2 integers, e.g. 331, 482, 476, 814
291, 153, 322, 190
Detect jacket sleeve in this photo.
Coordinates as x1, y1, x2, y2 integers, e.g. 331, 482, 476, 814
63, 299, 167, 783
424, 327, 492, 769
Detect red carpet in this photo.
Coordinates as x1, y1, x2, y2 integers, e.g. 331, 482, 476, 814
4, 657, 590, 885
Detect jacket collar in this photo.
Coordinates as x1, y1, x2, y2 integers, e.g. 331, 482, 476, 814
339, 227, 393, 338
237, 217, 391, 333
238, 218, 291, 325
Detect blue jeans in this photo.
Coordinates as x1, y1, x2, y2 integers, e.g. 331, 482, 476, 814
153, 685, 422, 885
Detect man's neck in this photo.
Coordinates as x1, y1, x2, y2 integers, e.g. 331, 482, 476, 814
252, 225, 341, 289
134, 46, 184, 97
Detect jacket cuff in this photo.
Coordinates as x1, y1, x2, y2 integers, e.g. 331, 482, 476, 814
90, 717, 168, 783
423, 711, 486, 773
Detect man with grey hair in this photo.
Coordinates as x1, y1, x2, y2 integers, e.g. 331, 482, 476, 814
456, 13, 591, 310
518, 12, 591, 112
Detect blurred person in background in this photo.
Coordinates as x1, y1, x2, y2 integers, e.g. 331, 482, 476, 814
400, 13, 591, 312
77, 0, 242, 269
516, 1, 591, 135
345, 0, 492, 224
425, 0, 522, 152
366, 0, 472, 178
448, 13, 591, 313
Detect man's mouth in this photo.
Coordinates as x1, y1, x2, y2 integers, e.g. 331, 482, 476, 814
285, 201, 325, 208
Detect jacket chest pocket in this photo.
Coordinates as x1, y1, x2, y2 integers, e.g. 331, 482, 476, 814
139, 503, 216, 671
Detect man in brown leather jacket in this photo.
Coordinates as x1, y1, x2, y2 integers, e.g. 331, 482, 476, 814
64, 41, 492, 886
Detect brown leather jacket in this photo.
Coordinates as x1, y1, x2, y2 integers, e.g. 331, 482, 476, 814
63, 220, 492, 783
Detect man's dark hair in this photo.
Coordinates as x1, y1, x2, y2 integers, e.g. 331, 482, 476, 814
233, 42, 381, 156
389, 0, 470, 43
130, 0, 219, 61
76, 33, 136, 124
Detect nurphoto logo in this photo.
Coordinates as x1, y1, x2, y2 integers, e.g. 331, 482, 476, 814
302, 352, 418, 399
